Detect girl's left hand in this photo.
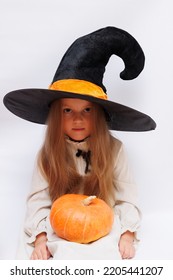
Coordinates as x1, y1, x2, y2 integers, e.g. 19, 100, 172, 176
118, 231, 135, 259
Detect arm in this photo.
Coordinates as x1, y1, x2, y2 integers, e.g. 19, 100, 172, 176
113, 140, 141, 259
24, 161, 52, 258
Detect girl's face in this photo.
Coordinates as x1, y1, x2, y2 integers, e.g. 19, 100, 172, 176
61, 98, 94, 141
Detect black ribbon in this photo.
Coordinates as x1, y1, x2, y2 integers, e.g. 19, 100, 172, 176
76, 149, 91, 174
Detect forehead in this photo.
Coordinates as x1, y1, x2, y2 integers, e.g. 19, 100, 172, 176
61, 98, 93, 107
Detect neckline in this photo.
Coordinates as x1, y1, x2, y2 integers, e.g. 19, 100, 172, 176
65, 135, 89, 151
65, 135, 90, 143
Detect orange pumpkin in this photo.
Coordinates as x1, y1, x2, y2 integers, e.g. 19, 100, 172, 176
50, 194, 114, 244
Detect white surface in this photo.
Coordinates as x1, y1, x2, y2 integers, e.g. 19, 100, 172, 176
0, 0, 173, 259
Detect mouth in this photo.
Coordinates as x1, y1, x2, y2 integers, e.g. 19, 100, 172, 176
72, 128, 85, 131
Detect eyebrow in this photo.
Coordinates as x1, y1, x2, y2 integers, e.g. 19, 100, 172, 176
62, 102, 93, 108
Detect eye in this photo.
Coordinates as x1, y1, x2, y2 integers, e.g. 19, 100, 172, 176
84, 107, 92, 113
63, 108, 72, 113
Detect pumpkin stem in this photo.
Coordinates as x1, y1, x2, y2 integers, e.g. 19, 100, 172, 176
82, 195, 96, 206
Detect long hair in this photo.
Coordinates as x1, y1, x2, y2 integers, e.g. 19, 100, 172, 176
38, 99, 117, 206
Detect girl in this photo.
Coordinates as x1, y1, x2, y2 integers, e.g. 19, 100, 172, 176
3, 27, 156, 260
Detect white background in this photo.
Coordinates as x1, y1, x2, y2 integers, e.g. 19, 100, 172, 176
0, 0, 173, 259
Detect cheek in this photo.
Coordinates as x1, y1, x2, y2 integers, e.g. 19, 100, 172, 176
86, 118, 94, 131
62, 118, 70, 132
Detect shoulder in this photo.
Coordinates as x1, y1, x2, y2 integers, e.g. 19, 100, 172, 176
111, 135, 129, 165
111, 135, 123, 152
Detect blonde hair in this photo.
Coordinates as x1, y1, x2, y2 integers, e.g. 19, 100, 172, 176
38, 99, 116, 206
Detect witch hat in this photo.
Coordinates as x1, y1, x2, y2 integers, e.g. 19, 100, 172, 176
3, 26, 156, 131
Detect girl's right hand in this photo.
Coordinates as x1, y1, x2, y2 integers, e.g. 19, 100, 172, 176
30, 232, 52, 260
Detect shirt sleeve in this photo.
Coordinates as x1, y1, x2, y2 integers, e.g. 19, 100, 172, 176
24, 161, 51, 244
113, 141, 142, 240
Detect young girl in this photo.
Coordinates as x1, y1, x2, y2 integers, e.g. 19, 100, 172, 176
3, 27, 156, 260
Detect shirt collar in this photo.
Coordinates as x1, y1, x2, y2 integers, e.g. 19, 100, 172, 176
65, 135, 90, 151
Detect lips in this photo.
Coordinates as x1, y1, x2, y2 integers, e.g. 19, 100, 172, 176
72, 128, 85, 131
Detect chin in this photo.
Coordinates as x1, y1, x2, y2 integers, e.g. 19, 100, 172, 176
69, 133, 89, 142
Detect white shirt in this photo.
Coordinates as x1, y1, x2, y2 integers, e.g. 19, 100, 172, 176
20, 136, 141, 259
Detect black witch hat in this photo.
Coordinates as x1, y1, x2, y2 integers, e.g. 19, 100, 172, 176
3, 26, 156, 131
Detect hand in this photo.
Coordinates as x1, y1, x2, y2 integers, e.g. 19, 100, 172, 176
30, 232, 52, 260
118, 231, 135, 259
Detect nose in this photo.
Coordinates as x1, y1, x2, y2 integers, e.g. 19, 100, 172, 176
73, 112, 83, 122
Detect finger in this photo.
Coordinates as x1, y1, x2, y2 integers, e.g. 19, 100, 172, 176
38, 246, 50, 260
30, 250, 39, 260
120, 248, 127, 259
121, 246, 130, 259
129, 246, 136, 259
123, 246, 135, 259
33, 249, 43, 260
122, 254, 129, 259
41, 249, 48, 260
46, 248, 52, 259
30, 252, 38, 260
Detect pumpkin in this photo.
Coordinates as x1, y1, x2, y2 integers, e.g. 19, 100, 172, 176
50, 193, 114, 244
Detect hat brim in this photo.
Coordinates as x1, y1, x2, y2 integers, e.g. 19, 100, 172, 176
3, 88, 156, 131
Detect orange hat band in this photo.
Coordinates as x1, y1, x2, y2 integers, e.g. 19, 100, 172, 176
49, 79, 108, 100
